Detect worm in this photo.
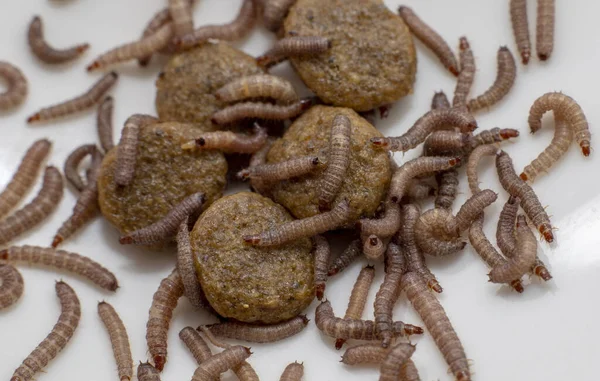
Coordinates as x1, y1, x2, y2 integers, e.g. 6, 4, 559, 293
521, 119, 571, 182
0, 139, 51, 218
216, 74, 299, 104
423, 131, 471, 156
536, 0, 555, 61
63, 144, 97, 191
256, 36, 331, 69
211, 99, 313, 125
314, 235, 330, 300
137, 8, 172, 67
0, 264, 24, 309
402, 272, 470, 381
341, 343, 390, 365
176, 220, 209, 309
27, 72, 118, 123
414, 209, 467, 257
181, 124, 268, 154
336, 265, 376, 349
10, 281, 81, 381
120, 192, 204, 245
453, 189, 498, 234
469, 127, 520, 152
0, 62, 28, 109
315, 300, 423, 341
238, 156, 321, 182
205, 315, 309, 343
27, 16, 89, 64
97, 96, 115, 152
169, 0, 194, 37
180, 326, 212, 364
175, 0, 256, 49
114, 114, 158, 187
398, 6, 459, 76
431, 91, 450, 110
434, 169, 460, 210
328, 239, 361, 276
263, 0, 297, 32
528, 92, 590, 157
362, 235, 386, 260
401, 204, 442, 293
388, 156, 461, 203
467, 144, 498, 194
0, 166, 63, 245
358, 202, 401, 238
243, 199, 352, 246
453, 37, 475, 108
379, 343, 417, 381
279, 361, 304, 381
400, 359, 421, 381
467, 47, 517, 113
495, 150, 554, 242
137, 363, 161, 381
190, 346, 253, 381
146, 269, 184, 371
246, 137, 274, 194
319, 114, 352, 211
489, 215, 537, 284
510, 0, 531, 64
370, 109, 477, 152
98, 302, 133, 381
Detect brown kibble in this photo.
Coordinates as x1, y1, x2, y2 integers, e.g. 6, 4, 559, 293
27, 16, 89, 64
510, 0, 531, 64
319, 114, 351, 211
98, 302, 133, 381
0, 61, 28, 109
256, 36, 331, 69
0, 265, 24, 310
467, 47, 517, 113
204, 315, 309, 343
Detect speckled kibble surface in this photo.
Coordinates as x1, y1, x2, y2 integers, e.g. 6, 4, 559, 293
284, 0, 417, 111
266, 105, 391, 221
98, 122, 227, 236
155, 42, 264, 125
191, 192, 314, 324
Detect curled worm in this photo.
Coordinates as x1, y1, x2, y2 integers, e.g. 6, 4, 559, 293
182, 124, 268, 154
319, 114, 351, 211
64, 144, 98, 191
204, 315, 309, 343
467, 144, 498, 194
431, 91, 450, 110
216, 74, 299, 104
358, 202, 401, 238
279, 361, 304, 381
536, 0, 555, 61
137, 363, 161, 381
243, 199, 352, 246
263, 0, 297, 32
362, 235, 386, 260
453, 189, 498, 234
521, 119, 572, 182
256, 36, 331, 69
97, 96, 115, 152
211, 99, 313, 125
453, 37, 475, 108
137, 8, 172, 67
489, 215, 537, 283
0, 264, 24, 309
176, 220, 209, 309
27, 72, 118, 123
467, 47, 517, 113
190, 345, 253, 381
169, 0, 194, 37
398, 6, 459, 76
510, 0, 531, 64
114, 114, 158, 187
27, 16, 89, 64
415, 208, 467, 257
379, 343, 416, 381
238, 155, 321, 182
98, 302, 133, 381
0, 62, 28, 109
314, 235, 330, 300
10, 281, 81, 381
327, 239, 361, 276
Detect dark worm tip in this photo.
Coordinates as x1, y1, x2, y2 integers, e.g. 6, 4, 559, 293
26, 114, 40, 123
242, 235, 260, 245
334, 339, 345, 350
538, 53, 549, 61
299, 314, 310, 324
582, 145, 591, 157
77, 44, 90, 53
449, 66, 460, 76
196, 138, 206, 146
315, 284, 325, 300
0, 249, 8, 259
519, 172, 528, 181
51, 235, 63, 248
119, 236, 132, 245
86, 61, 100, 71
327, 268, 339, 276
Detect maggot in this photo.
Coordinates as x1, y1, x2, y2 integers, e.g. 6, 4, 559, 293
510, 0, 531, 64
215, 74, 299, 104
328, 239, 362, 276
114, 114, 159, 187
379, 343, 417, 381
181, 124, 268, 154
98, 301, 133, 381
169, 0, 194, 37
520, 119, 572, 182
63, 144, 98, 192
27, 15, 89, 64
190, 345, 253, 381
374, 243, 405, 348
97, 96, 115, 153
536, 0, 555, 60
357, 201, 401, 238
319, 114, 352, 211
238, 156, 321, 182
453, 36, 475, 108
0, 61, 28, 109
176, 220, 209, 309
0, 264, 24, 310
314, 235, 330, 300
278, 361, 304, 381
211, 99, 313, 125
256, 36, 331, 69
204, 315, 309, 343
467, 47, 517, 113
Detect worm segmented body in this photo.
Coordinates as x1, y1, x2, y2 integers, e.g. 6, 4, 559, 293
341, 343, 390, 365
190, 346, 253, 381
379, 343, 416, 381
212, 99, 313, 125
137, 8, 172, 66
0, 264, 24, 309
205, 315, 309, 343
182, 125, 268, 154
263, 0, 297, 32
510, 0, 531, 64
489, 215, 537, 284
435, 169, 459, 210
469, 127, 520, 152
98, 302, 133, 381
279, 361, 304, 381
467, 47, 517, 113
521, 119, 572, 182
256, 36, 331, 69
406, 179, 435, 201
179, 326, 212, 364
423, 131, 471, 156
358, 202, 401, 238
431, 91, 450, 110
137, 363, 161, 381
97, 96, 115, 152
363, 235, 386, 260
216, 74, 299, 104
453, 37, 475, 108
238, 156, 320, 182
27, 16, 89, 64
415, 209, 466, 257
64, 144, 97, 191
328, 239, 361, 276
176, 221, 208, 309
169, 0, 194, 37
314, 235, 330, 300
114, 114, 158, 187
319, 115, 351, 211
536, 0, 555, 60
0, 62, 28, 109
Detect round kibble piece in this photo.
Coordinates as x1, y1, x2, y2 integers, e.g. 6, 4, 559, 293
191, 192, 314, 324
266, 105, 391, 221
283, 0, 416, 111
155, 42, 264, 124
98, 122, 227, 237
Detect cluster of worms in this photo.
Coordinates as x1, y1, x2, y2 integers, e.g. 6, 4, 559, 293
510, 0, 555, 63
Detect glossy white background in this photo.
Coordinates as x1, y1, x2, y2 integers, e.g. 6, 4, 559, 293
0, 0, 597, 380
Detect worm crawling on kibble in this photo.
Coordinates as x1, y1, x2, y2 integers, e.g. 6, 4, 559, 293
314, 235, 330, 300
328, 239, 362, 276
536, 0, 555, 61
243, 199, 352, 246
216, 74, 299, 104
191, 345, 253, 381
467, 47, 517, 113
27, 72, 118, 123
358, 202, 401, 238
0, 139, 50, 218
98, 302, 133, 381
319, 114, 351, 211
469, 127, 520, 153
177, 220, 209, 309
211, 98, 313, 125
453, 37, 475, 108
182, 124, 267, 154
64, 144, 98, 191
0, 264, 24, 309
238, 155, 321, 182
521, 119, 572, 183
97, 96, 115, 152
379, 342, 416, 381
0, 62, 28, 109
120, 192, 204, 245
263, 0, 297, 32
496, 150, 554, 242
137, 363, 161, 381
371, 109, 476, 152
204, 315, 309, 343
362, 235, 386, 260
27, 16, 89, 64
489, 215, 537, 283
169, 0, 194, 37
147, 269, 184, 371
398, 6, 459, 76
10, 281, 80, 381
510, 0, 531, 64
114, 114, 158, 187
256, 36, 331, 69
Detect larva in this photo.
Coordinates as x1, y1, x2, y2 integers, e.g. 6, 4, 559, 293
179, 326, 212, 364
10, 281, 81, 381
169, 0, 194, 37
453, 189, 498, 234
431, 91, 450, 110
137, 8, 172, 67
400, 359, 421, 381
469, 127, 520, 152
319, 115, 352, 211
489, 215, 537, 284
263, 0, 297, 32
398, 6, 459, 76
374, 243, 405, 348
467, 47, 517, 113
495, 150, 554, 242
423, 131, 471, 156
415, 209, 467, 257
27, 16, 89, 64
120, 192, 205, 245
176, 221, 209, 309
114, 114, 158, 187
401, 272, 470, 381
363, 235, 386, 260
216, 74, 299, 104
336, 265, 376, 349
401, 204, 442, 293
246, 137, 274, 194
0, 264, 24, 309
453, 37, 475, 108
279, 361, 304, 381
181, 124, 268, 154
510, 0, 531, 64
0, 62, 28, 109
205, 315, 309, 343
238, 156, 321, 182
406, 179, 436, 201
370, 109, 477, 152
0, 139, 51, 218
146, 269, 184, 371
211, 99, 313, 125
467, 144, 498, 194
358, 202, 401, 238
175, 0, 256, 49
137, 363, 161, 381
388, 156, 461, 203
190, 345, 253, 381
379, 342, 417, 381
243, 199, 352, 246
341, 343, 390, 365
256, 36, 331, 69
521, 119, 571, 182
434, 169, 460, 210
528, 92, 590, 157
328, 239, 362, 276
536, 0, 555, 61
64, 144, 97, 191
314, 235, 330, 300
315, 300, 423, 341
97, 96, 115, 153
27, 72, 118, 123
98, 302, 133, 381
0, 166, 63, 245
